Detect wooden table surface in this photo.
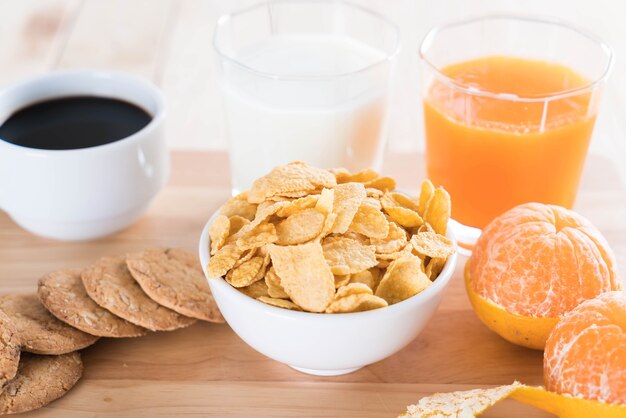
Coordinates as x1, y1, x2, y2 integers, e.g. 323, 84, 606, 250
1, 151, 625, 417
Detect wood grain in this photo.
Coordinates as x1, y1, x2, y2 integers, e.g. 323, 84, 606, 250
1, 151, 623, 416
24, 380, 550, 418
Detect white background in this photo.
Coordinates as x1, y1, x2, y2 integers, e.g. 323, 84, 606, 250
0, 0, 625, 181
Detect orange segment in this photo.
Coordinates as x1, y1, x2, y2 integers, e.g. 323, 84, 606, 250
544, 291, 626, 405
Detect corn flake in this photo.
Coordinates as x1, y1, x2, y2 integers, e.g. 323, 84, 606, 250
418, 180, 435, 215
248, 161, 336, 203
209, 214, 230, 255
254, 252, 272, 282
206, 244, 244, 278
342, 231, 370, 245
371, 221, 408, 254
233, 248, 257, 268
278, 190, 311, 198
335, 168, 379, 184
388, 192, 420, 213
349, 268, 382, 292
375, 254, 431, 304
236, 223, 278, 251
228, 215, 250, 236
400, 382, 523, 418
410, 231, 455, 259
364, 176, 396, 192
268, 242, 334, 312
382, 194, 424, 228
238, 280, 270, 299
334, 274, 351, 288
322, 237, 378, 275
275, 195, 320, 217
325, 293, 388, 313
226, 256, 265, 288
315, 188, 335, 215
423, 187, 451, 235
366, 188, 384, 199
349, 202, 389, 239
265, 267, 290, 299
276, 208, 325, 245
425, 257, 447, 280
335, 282, 373, 299
220, 192, 257, 220
362, 196, 383, 210
311, 213, 337, 243
330, 182, 366, 234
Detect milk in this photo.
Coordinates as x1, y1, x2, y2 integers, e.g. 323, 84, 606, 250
219, 34, 391, 193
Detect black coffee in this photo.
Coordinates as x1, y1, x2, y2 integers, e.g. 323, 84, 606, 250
0, 96, 152, 150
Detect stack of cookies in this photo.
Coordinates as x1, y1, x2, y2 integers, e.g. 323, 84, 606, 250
0, 248, 223, 414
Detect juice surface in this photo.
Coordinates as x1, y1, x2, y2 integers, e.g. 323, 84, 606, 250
424, 56, 596, 228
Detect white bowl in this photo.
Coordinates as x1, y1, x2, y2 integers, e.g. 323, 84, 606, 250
199, 211, 457, 376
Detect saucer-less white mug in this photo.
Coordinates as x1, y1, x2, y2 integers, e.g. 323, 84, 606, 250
0, 70, 169, 240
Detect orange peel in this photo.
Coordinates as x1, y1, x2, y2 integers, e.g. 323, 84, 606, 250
465, 263, 559, 350
511, 385, 626, 418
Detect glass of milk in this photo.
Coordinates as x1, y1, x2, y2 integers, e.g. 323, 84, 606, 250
214, 0, 400, 194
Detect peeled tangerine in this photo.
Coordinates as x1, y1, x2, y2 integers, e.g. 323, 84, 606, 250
512, 290, 626, 417
543, 291, 626, 406
466, 202, 620, 350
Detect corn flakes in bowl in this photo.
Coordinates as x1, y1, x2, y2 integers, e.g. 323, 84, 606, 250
199, 162, 457, 375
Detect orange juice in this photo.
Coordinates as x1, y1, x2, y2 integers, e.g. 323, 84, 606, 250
424, 56, 596, 229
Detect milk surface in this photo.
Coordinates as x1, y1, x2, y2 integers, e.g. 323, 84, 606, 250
220, 33, 389, 193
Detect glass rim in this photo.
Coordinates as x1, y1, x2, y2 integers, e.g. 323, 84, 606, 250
419, 14, 614, 103
213, 0, 400, 82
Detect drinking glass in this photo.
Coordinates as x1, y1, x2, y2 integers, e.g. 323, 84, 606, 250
419, 15, 613, 250
214, 0, 399, 194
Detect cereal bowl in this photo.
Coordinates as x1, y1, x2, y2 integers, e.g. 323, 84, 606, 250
199, 211, 457, 376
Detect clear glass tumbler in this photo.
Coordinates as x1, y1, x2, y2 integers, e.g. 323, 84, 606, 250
419, 15, 613, 250
214, 0, 399, 194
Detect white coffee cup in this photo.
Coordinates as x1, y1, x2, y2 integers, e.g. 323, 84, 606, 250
0, 70, 169, 240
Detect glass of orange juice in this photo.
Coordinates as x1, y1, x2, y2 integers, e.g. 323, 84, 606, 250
419, 15, 613, 250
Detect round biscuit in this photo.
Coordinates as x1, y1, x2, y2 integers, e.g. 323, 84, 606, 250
38, 269, 149, 338
81, 256, 196, 331
126, 248, 224, 323
0, 294, 98, 355
0, 352, 83, 414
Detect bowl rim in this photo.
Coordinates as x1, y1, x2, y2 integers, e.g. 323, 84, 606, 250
199, 208, 458, 321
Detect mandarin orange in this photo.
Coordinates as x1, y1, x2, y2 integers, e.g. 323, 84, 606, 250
544, 290, 626, 405
466, 202, 620, 349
